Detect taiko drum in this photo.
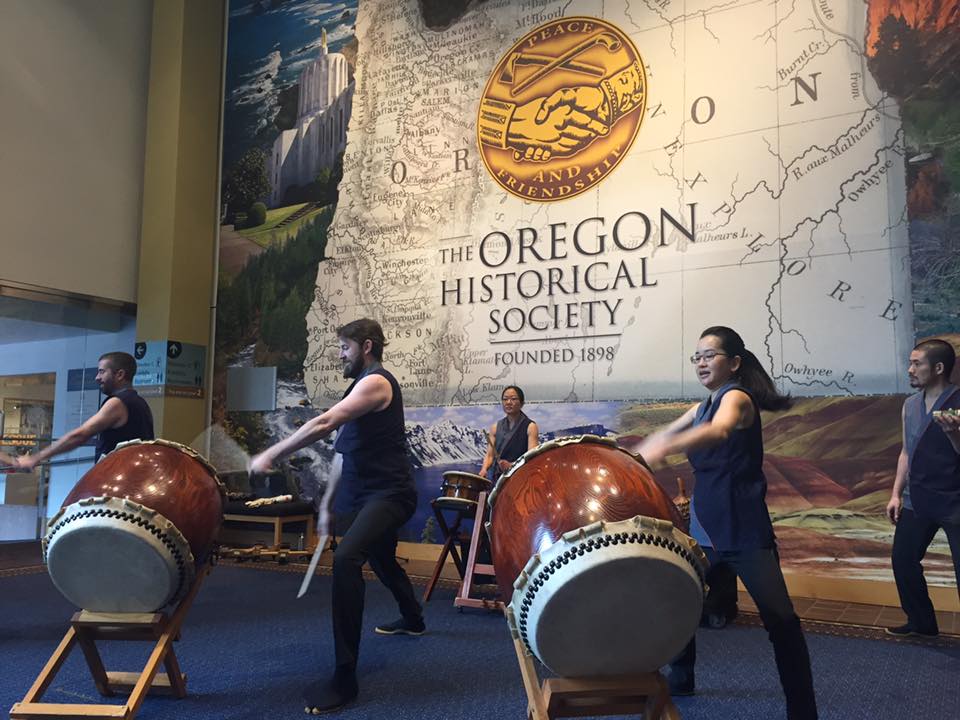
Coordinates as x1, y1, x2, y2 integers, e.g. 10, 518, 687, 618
44, 439, 224, 613
488, 435, 707, 677
437, 470, 492, 509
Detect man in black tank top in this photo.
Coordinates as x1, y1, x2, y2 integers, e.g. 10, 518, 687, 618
17, 351, 154, 470
250, 318, 423, 715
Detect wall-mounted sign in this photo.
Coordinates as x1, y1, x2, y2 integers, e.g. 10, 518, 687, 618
133, 340, 206, 398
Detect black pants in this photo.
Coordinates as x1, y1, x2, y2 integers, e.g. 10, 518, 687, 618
332, 495, 423, 670
891, 508, 960, 633
702, 560, 739, 623
672, 547, 817, 720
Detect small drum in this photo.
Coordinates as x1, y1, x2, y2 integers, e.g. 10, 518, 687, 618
436, 470, 492, 510
44, 439, 224, 613
488, 435, 707, 678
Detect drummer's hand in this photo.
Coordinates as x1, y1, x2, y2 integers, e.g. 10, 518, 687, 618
933, 412, 960, 435
635, 435, 670, 467
498, 459, 512, 472
248, 452, 274, 475
15, 454, 38, 472
885, 494, 902, 524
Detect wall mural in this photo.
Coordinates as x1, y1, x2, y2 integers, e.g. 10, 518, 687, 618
216, 0, 960, 587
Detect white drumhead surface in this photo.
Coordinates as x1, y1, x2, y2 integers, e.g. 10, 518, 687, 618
47, 524, 179, 613
531, 555, 702, 677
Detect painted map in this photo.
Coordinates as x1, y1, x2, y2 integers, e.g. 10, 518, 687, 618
304, 0, 913, 406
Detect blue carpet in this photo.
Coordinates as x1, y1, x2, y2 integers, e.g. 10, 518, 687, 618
2, 566, 958, 719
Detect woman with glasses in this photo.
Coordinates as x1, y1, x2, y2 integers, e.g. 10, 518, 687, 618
479, 385, 539, 480
635, 325, 817, 720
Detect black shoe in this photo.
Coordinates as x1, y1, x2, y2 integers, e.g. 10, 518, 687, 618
885, 623, 938, 638
302, 670, 358, 714
375, 616, 426, 635
668, 673, 695, 697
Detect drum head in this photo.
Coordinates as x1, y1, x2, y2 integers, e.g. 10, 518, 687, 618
441, 471, 491, 487
530, 554, 702, 676
510, 515, 706, 677
45, 497, 194, 613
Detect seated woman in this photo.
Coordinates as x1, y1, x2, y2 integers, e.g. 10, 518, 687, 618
479, 385, 539, 480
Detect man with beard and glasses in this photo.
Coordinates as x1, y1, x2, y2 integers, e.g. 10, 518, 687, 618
17, 351, 154, 469
885, 338, 960, 638
250, 318, 423, 714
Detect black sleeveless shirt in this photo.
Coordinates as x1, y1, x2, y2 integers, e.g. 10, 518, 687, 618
687, 382, 774, 550
904, 385, 960, 523
95, 387, 155, 461
488, 413, 533, 480
333, 367, 415, 511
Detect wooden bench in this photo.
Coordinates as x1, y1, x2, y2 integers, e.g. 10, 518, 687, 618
222, 510, 316, 549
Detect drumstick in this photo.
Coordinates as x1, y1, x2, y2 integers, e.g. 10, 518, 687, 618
298, 534, 329, 598
297, 451, 342, 598
191, 423, 251, 474
0, 460, 50, 472
487, 430, 501, 473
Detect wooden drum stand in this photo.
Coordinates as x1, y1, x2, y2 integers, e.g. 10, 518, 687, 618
512, 632, 681, 720
9, 564, 211, 720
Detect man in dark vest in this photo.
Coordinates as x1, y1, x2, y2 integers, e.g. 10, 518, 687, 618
17, 351, 154, 469
250, 318, 423, 714
886, 338, 960, 637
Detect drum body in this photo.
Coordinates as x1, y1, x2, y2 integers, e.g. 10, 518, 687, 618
44, 439, 224, 613
488, 435, 707, 677
437, 470, 492, 510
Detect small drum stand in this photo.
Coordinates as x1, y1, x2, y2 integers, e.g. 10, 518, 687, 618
452, 490, 503, 611
9, 563, 212, 720
422, 496, 472, 602
512, 637, 681, 720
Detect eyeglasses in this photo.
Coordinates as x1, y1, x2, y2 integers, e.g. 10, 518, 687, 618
689, 351, 728, 364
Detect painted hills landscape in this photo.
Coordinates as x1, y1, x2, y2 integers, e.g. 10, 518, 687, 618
620, 395, 956, 585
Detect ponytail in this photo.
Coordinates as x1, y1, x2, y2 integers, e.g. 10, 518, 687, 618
700, 326, 792, 411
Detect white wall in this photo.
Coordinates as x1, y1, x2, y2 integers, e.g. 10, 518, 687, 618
0, 0, 153, 303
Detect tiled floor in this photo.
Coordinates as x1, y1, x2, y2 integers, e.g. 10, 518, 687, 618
738, 591, 959, 638
0, 541, 42, 570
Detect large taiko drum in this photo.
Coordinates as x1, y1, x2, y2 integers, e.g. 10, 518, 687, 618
43, 439, 224, 613
488, 435, 707, 678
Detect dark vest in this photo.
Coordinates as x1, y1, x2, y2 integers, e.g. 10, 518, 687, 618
95, 387, 155, 461
333, 367, 415, 511
491, 413, 533, 476
688, 382, 775, 551
905, 385, 960, 524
